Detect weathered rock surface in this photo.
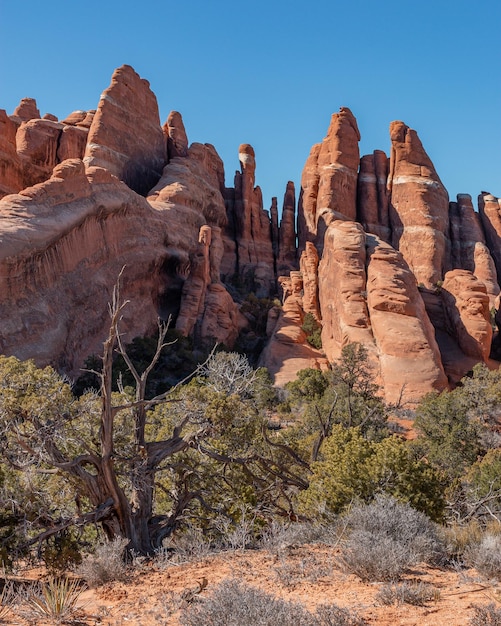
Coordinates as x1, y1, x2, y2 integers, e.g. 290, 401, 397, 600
0, 110, 24, 197
0, 160, 167, 374
479, 193, 501, 281
366, 236, 448, 403
441, 270, 493, 361
449, 193, 500, 307
388, 121, 450, 288
259, 272, 329, 386
318, 220, 375, 363
300, 242, 320, 320
12, 97, 40, 122
1, 68, 499, 403
84, 64, 166, 195
357, 151, 390, 243
16, 118, 64, 187
221, 144, 275, 296
297, 107, 360, 252
164, 111, 188, 159
277, 181, 297, 274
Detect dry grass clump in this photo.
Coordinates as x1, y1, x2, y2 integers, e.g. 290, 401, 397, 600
465, 533, 501, 580
179, 578, 367, 626
338, 496, 444, 582
375, 581, 440, 606
77, 537, 128, 587
469, 603, 501, 625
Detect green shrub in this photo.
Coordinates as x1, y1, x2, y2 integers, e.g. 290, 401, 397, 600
298, 427, 444, 521
301, 313, 322, 349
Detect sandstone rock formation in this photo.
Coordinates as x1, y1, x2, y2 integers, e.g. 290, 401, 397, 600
357, 150, 390, 243
275, 181, 297, 275
259, 271, 329, 386
388, 121, 450, 288
479, 192, 501, 280
0, 160, 165, 373
1, 66, 499, 404
365, 236, 447, 403
297, 107, 360, 252
449, 194, 499, 306
164, 111, 189, 159
0, 110, 24, 197
441, 270, 493, 361
83, 65, 166, 195
221, 144, 275, 296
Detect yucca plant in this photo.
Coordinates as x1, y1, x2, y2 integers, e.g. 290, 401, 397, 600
24, 577, 84, 623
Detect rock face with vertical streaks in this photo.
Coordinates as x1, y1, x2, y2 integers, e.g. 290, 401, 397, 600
388, 121, 449, 288
221, 143, 275, 296
479, 193, 501, 280
277, 181, 297, 274
357, 150, 390, 243
449, 194, 499, 306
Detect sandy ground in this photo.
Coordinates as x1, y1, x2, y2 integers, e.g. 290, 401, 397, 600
3, 544, 501, 625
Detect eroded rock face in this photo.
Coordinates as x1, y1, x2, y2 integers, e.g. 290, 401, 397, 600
297, 107, 360, 252
479, 193, 501, 280
221, 143, 275, 296
12, 98, 40, 122
84, 64, 166, 195
277, 181, 297, 274
164, 111, 188, 159
366, 236, 448, 403
300, 242, 320, 320
441, 270, 493, 361
0, 110, 23, 197
448, 194, 499, 307
0, 160, 167, 374
318, 220, 374, 363
388, 121, 450, 287
357, 151, 390, 243
259, 272, 329, 385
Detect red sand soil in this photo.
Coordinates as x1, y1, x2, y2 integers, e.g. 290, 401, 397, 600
4, 544, 501, 625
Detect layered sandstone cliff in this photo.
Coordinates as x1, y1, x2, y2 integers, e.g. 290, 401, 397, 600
1, 65, 499, 403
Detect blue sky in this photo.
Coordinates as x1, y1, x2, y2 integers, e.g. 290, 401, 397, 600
1, 0, 500, 209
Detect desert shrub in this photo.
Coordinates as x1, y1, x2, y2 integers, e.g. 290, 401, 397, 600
179, 578, 315, 626
469, 603, 501, 625
375, 581, 440, 606
76, 537, 128, 587
338, 496, 444, 581
314, 603, 368, 625
259, 520, 340, 553
465, 533, 501, 579
442, 520, 485, 561
179, 578, 366, 626
298, 427, 444, 521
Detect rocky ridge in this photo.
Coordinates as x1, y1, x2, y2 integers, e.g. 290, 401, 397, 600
0, 65, 499, 402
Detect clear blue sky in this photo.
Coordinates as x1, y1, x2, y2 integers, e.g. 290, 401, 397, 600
1, 0, 499, 209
